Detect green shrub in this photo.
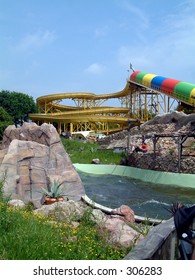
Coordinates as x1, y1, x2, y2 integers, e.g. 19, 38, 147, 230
0, 171, 10, 203
0, 106, 13, 140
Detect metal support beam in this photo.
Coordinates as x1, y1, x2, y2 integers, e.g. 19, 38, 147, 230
127, 119, 140, 153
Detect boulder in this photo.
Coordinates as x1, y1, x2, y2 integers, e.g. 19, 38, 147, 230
0, 123, 85, 203
102, 217, 143, 247
32, 200, 143, 248
91, 158, 100, 164
112, 205, 135, 223
7, 199, 26, 208
33, 200, 85, 223
2, 122, 60, 148
91, 209, 107, 225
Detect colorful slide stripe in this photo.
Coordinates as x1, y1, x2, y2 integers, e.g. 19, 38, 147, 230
130, 71, 195, 106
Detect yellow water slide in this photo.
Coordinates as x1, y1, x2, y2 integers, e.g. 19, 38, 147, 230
29, 79, 168, 135
29, 83, 137, 135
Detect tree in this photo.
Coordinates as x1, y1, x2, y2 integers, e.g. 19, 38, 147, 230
0, 106, 13, 139
0, 90, 37, 122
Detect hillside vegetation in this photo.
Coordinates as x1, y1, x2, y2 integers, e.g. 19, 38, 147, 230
61, 138, 125, 164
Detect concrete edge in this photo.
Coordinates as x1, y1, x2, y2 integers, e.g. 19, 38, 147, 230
74, 163, 195, 189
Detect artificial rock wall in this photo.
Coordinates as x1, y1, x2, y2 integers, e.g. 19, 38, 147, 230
0, 122, 85, 203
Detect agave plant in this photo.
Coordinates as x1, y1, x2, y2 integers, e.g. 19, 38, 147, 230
40, 179, 67, 199
167, 201, 185, 216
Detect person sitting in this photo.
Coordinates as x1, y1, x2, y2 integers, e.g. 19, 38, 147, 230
141, 142, 148, 153
133, 145, 143, 153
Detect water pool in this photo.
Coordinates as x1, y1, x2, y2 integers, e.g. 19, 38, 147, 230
79, 171, 195, 220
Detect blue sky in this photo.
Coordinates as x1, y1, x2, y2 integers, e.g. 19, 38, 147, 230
1, 0, 195, 104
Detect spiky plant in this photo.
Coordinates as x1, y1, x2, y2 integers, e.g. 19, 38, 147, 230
40, 180, 67, 199
167, 202, 185, 216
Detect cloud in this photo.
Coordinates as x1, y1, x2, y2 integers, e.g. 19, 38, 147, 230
116, 0, 195, 82
115, 1, 150, 45
84, 63, 105, 74
15, 30, 56, 52
120, 1, 149, 30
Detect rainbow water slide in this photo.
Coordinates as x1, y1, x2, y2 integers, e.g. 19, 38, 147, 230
130, 71, 195, 107
29, 70, 195, 134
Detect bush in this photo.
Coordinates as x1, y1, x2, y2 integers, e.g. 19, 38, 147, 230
0, 106, 13, 140
0, 90, 37, 121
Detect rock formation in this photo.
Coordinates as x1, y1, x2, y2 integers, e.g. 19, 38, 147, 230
98, 111, 195, 173
0, 122, 85, 203
32, 199, 143, 248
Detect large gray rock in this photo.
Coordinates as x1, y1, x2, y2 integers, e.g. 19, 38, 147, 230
2, 122, 61, 147
0, 123, 85, 203
7, 199, 26, 208
103, 217, 144, 247
33, 200, 85, 222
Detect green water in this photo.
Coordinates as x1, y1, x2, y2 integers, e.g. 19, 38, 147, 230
79, 171, 195, 220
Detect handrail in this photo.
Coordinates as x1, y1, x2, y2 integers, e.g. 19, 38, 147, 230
124, 218, 177, 260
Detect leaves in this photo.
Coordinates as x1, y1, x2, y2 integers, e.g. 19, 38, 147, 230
40, 180, 67, 198
0, 106, 13, 140
0, 90, 37, 121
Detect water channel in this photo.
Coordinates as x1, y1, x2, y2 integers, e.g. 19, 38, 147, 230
78, 171, 195, 220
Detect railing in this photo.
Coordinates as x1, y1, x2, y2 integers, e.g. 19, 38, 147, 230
124, 218, 177, 260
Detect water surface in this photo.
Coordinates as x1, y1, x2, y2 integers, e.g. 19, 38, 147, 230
79, 171, 195, 220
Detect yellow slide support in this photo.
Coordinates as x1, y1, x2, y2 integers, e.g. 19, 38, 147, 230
29, 80, 173, 135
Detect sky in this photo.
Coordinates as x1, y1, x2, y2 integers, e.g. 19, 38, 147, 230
1, 0, 195, 105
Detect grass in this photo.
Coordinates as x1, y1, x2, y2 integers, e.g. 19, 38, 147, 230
0, 139, 147, 260
183, 141, 195, 154
0, 176, 133, 260
61, 138, 126, 164
0, 202, 133, 260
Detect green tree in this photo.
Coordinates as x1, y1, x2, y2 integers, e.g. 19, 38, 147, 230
0, 106, 13, 139
0, 90, 37, 122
